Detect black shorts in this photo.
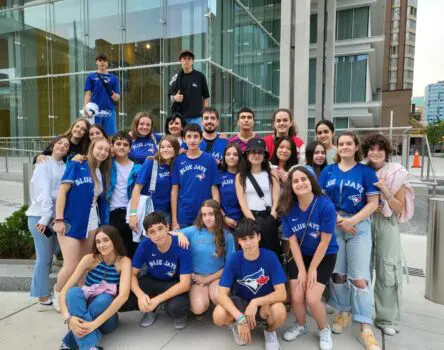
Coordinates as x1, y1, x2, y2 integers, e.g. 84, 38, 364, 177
287, 254, 337, 286
230, 295, 266, 322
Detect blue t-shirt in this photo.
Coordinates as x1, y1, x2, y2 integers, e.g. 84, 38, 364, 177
282, 195, 338, 256
129, 134, 162, 165
136, 159, 171, 213
319, 163, 380, 214
219, 249, 287, 302
61, 162, 97, 239
171, 152, 221, 226
180, 226, 236, 275
219, 171, 242, 222
84, 72, 120, 111
132, 235, 192, 281
199, 136, 228, 162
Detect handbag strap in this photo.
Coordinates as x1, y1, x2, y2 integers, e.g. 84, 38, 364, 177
149, 160, 158, 193
298, 196, 319, 248
246, 171, 265, 198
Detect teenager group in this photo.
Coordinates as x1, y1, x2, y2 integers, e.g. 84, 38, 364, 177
25, 51, 412, 350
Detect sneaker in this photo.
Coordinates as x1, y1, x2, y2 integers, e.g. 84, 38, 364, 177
282, 323, 308, 342
37, 297, 53, 312
59, 343, 71, 350
331, 312, 352, 334
264, 330, 280, 350
53, 287, 61, 313
228, 322, 246, 346
382, 327, 397, 336
139, 311, 156, 327
358, 329, 381, 350
319, 326, 333, 350
173, 316, 188, 330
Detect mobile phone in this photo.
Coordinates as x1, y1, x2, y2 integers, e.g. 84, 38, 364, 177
51, 220, 72, 235
36, 224, 55, 238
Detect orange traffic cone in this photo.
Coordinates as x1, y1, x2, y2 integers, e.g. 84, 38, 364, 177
412, 150, 421, 168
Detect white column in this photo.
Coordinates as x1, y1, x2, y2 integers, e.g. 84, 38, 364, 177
279, 0, 293, 108
293, 0, 311, 140
315, 0, 326, 121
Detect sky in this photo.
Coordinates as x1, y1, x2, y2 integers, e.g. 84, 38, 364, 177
413, 0, 444, 96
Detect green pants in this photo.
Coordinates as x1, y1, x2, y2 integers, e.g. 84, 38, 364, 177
372, 213, 403, 331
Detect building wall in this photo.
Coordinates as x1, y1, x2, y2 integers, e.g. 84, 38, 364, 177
381, 90, 412, 126
0, 0, 281, 137
424, 81, 444, 124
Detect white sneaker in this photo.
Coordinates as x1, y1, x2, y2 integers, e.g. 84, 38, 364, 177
264, 330, 280, 350
228, 322, 246, 346
382, 327, 397, 336
283, 323, 308, 342
37, 297, 53, 312
319, 326, 333, 350
53, 287, 61, 313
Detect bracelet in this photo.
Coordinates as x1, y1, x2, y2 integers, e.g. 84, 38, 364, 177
236, 314, 246, 325
129, 213, 137, 217
63, 312, 71, 324
129, 209, 137, 214
54, 218, 64, 223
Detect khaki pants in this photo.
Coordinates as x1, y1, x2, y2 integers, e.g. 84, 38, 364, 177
372, 213, 403, 331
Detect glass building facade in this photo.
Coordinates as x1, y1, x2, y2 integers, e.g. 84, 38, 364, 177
0, 0, 281, 137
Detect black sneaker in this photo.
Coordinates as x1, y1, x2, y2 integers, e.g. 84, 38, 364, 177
59, 343, 70, 350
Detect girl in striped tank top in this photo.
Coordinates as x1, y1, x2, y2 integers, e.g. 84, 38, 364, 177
58, 225, 131, 350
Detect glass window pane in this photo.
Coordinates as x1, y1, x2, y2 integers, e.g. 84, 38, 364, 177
336, 9, 353, 40
353, 7, 369, 38
309, 58, 316, 104
351, 55, 367, 102
335, 56, 351, 103
310, 14, 317, 44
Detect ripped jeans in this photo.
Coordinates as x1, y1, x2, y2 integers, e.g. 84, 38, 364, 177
328, 216, 373, 325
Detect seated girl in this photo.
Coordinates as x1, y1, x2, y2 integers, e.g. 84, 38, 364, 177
175, 200, 235, 317
59, 225, 131, 350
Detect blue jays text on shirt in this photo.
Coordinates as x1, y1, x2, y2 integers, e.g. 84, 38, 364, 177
325, 178, 364, 206
132, 141, 156, 152
148, 259, 177, 277
179, 163, 208, 177
221, 177, 234, 187
290, 219, 321, 239
237, 268, 271, 295
74, 176, 93, 186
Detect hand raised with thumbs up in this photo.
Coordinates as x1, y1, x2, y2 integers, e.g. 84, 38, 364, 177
174, 90, 184, 103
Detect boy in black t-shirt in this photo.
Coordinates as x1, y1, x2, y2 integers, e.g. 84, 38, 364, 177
213, 218, 287, 350
168, 50, 210, 127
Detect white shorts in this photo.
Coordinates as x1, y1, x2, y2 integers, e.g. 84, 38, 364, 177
87, 204, 99, 235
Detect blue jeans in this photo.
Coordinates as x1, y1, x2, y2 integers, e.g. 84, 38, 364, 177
95, 109, 117, 136
28, 216, 56, 298
328, 217, 373, 325
184, 116, 202, 129
63, 287, 119, 350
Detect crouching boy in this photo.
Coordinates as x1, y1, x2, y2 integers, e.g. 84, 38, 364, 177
213, 218, 287, 349
120, 212, 192, 330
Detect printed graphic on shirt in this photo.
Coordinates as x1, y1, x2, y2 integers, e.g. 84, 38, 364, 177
348, 194, 362, 206
237, 268, 270, 295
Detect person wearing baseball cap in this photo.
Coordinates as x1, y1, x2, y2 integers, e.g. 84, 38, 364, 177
168, 49, 209, 128
234, 137, 282, 259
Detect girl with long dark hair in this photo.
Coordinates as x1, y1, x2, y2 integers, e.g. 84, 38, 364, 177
59, 225, 131, 350
305, 141, 328, 179
315, 120, 336, 164
128, 112, 162, 164
218, 143, 244, 230
235, 138, 281, 257
279, 167, 338, 349
269, 136, 299, 184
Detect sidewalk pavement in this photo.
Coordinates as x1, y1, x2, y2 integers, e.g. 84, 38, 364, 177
0, 180, 23, 222
1, 234, 444, 349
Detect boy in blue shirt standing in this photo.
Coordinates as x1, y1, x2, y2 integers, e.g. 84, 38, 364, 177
171, 123, 220, 229
83, 53, 120, 136
213, 218, 287, 350
120, 212, 192, 330
199, 107, 228, 163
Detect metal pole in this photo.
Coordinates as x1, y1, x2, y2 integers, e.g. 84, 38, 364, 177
389, 110, 393, 143
425, 198, 444, 305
